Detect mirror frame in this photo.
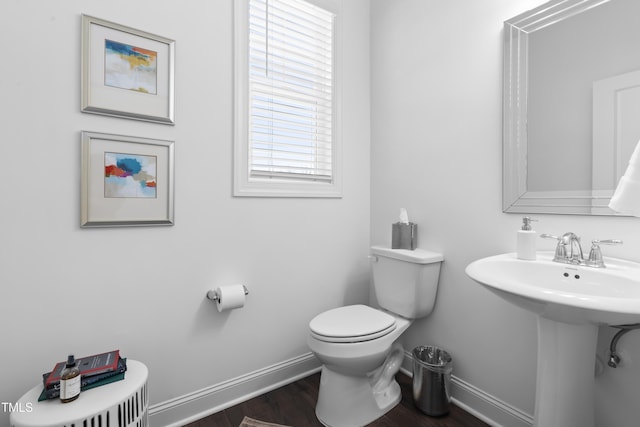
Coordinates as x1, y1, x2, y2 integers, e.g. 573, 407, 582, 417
503, 0, 621, 216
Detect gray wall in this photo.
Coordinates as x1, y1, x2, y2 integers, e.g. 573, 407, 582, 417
370, 0, 640, 425
3, 0, 640, 426
0, 0, 370, 425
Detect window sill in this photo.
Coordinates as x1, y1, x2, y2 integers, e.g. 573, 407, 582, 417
233, 176, 342, 198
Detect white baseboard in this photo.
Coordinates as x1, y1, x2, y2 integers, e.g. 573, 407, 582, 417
401, 351, 533, 427
149, 352, 321, 427
150, 350, 533, 427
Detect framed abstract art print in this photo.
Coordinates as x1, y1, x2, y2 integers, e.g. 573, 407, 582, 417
81, 15, 175, 124
81, 131, 175, 227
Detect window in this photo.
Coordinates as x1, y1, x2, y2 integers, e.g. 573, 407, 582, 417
234, 0, 341, 197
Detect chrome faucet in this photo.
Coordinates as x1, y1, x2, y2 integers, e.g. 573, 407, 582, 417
564, 232, 584, 264
541, 232, 623, 267
541, 232, 584, 264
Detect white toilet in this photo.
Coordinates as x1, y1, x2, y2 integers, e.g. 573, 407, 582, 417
307, 245, 443, 427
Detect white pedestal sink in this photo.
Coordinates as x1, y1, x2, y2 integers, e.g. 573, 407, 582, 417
465, 252, 640, 427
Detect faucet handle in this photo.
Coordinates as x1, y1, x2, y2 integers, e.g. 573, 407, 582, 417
540, 233, 567, 261
593, 239, 623, 246
540, 233, 560, 240
586, 239, 623, 268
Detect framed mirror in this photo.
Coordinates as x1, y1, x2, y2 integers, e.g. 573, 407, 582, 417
503, 0, 640, 215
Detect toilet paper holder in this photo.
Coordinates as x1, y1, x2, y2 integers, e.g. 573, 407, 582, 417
206, 286, 249, 302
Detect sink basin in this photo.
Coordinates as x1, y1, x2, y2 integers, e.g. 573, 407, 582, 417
466, 252, 640, 427
465, 251, 640, 326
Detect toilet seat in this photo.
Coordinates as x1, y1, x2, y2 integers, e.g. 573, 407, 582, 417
309, 305, 397, 343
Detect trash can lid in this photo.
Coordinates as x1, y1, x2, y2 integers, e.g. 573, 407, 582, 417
413, 345, 452, 366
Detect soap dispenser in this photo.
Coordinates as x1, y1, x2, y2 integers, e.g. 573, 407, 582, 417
517, 217, 537, 260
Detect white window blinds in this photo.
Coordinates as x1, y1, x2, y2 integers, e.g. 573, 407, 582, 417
248, 0, 335, 182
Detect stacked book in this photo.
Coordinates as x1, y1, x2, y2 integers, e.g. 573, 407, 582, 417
39, 350, 127, 401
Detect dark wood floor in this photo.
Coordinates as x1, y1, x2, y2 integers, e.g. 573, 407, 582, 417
185, 372, 490, 427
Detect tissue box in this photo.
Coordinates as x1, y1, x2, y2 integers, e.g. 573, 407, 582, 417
392, 222, 417, 250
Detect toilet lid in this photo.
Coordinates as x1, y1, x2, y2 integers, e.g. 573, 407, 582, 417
309, 305, 396, 343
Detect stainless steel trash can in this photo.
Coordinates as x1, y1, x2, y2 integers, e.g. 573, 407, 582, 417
412, 345, 452, 416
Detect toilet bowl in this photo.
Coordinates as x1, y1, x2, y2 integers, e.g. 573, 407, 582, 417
308, 246, 443, 427
308, 305, 411, 427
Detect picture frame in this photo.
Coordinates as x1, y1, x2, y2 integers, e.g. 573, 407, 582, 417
81, 131, 175, 227
81, 15, 175, 125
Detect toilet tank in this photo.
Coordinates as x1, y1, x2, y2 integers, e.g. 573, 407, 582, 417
370, 246, 443, 319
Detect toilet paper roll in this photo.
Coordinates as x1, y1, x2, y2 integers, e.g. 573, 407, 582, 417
215, 284, 246, 312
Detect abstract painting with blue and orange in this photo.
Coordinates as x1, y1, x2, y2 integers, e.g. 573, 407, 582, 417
104, 39, 157, 94
104, 153, 157, 198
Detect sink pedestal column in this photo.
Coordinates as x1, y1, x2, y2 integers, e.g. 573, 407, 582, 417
535, 317, 597, 427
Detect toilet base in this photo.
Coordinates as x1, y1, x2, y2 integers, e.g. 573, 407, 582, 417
315, 364, 401, 427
